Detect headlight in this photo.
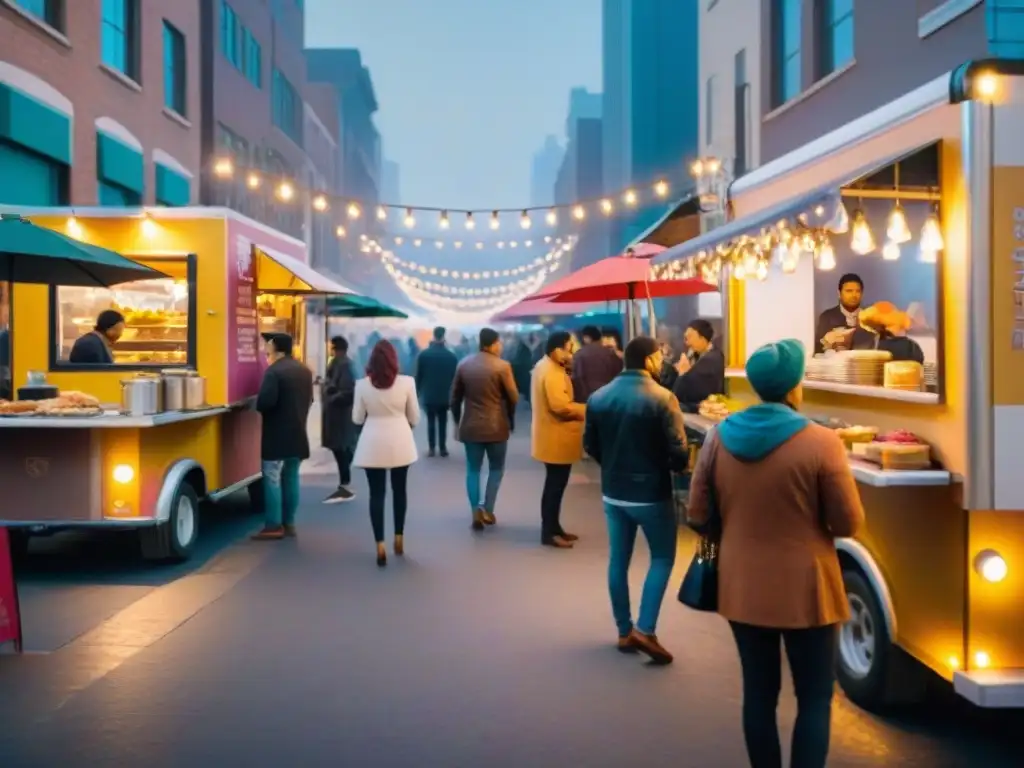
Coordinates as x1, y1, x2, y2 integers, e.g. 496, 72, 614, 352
112, 464, 135, 484
974, 549, 1008, 583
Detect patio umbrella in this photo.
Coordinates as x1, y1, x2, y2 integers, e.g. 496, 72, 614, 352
491, 297, 603, 323
0, 214, 166, 285
325, 294, 408, 319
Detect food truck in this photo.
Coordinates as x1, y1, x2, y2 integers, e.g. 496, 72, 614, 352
654, 60, 1024, 710
0, 207, 351, 561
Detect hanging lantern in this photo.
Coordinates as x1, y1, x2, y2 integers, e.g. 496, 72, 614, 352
850, 209, 876, 255
828, 201, 850, 234
886, 203, 912, 244
920, 210, 944, 252
817, 242, 837, 271
882, 240, 901, 261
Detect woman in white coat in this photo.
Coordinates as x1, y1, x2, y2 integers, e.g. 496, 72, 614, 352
352, 339, 421, 566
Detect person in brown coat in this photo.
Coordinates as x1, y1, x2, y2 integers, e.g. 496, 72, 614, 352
687, 338, 864, 768
571, 325, 622, 403
531, 330, 586, 548
450, 327, 519, 530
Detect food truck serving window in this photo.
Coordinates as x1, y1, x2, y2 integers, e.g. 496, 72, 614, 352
49, 255, 198, 370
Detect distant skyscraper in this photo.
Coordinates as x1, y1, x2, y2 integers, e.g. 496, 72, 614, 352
554, 89, 603, 269
602, 0, 699, 248
530, 136, 564, 207
381, 159, 401, 203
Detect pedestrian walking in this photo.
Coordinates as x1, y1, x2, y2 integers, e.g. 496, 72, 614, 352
530, 330, 585, 549
450, 327, 518, 530
415, 326, 458, 457
352, 339, 421, 567
686, 339, 864, 768
321, 336, 358, 504
584, 336, 688, 664
252, 333, 314, 541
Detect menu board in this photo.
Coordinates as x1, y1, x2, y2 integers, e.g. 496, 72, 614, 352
227, 230, 261, 402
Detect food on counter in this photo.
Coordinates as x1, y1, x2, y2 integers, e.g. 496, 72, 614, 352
835, 425, 878, 448
875, 429, 921, 444
884, 361, 924, 391
863, 441, 932, 471
0, 399, 39, 414
60, 391, 101, 408
697, 394, 740, 422
35, 394, 103, 415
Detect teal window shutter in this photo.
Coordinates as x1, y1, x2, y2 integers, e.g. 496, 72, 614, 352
155, 163, 191, 206
96, 130, 144, 195
0, 83, 72, 165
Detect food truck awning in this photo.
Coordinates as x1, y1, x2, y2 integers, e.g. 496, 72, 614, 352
627, 195, 703, 249
255, 245, 356, 295
651, 147, 931, 266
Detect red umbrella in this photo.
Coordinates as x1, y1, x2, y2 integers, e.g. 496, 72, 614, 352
491, 297, 603, 322
529, 245, 716, 303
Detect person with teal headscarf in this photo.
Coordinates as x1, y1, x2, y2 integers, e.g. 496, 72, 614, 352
686, 338, 864, 768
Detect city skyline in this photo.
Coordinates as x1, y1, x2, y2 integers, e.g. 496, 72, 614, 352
306, 0, 601, 211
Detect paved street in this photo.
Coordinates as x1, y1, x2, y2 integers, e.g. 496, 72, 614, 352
1, 429, 1021, 767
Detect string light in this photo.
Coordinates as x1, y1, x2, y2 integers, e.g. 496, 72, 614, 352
376, 206, 388, 220
404, 208, 416, 228
920, 208, 944, 252
654, 180, 669, 198
886, 203, 911, 244
66, 216, 82, 239
545, 209, 557, 226
573, 205, 586, 220
490, 211, 500, 230
520, 210, 531, 229
623, 189, 638, 207
440, 211, 450, 229
817, 241, 836, 271
276, 182, 294, 202
465, 212, 475, 230
246, 172, 261, 190
600, 198, 614, 215
213, 158, 233, 178
346, 202, 361, 219
312, 195, 328, 212
335, 225, 347, 238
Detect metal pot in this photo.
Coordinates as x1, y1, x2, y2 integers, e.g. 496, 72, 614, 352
121, 374, 163, 416
162, 370, 207, 411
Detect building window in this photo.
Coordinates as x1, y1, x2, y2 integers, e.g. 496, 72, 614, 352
704, 76, 716, 147
271, 68, 301, 146
12, 0, 62, 30
819, 0, 854, 76
243, 29, 262, 88
163, 22, 187, 116
101, 0, 139, 81
220, 1, 242, 69
773, 0, 801, 106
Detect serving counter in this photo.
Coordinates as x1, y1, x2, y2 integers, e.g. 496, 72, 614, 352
0, 407, 229, 429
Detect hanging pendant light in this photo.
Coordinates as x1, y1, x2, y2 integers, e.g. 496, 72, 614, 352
920, 208, 944, 252
733, 261, 747, 280
817, 241, 837, 271
850, 208, 876, 254
755, 260, 769, 281
742, 248, 758, 275
886, 203, 912, 244
919, 248, 938, 264
882, 240, 901, 261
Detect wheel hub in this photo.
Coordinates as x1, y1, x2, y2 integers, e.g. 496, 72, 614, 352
840, 594, 876, 679
175, 496, 196, 547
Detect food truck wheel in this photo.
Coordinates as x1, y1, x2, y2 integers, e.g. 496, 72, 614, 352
140, 483, 200, 562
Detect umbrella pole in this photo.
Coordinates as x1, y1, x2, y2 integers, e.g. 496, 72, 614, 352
626, 284, 636, 342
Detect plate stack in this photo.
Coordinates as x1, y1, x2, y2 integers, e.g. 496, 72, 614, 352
830, 350, 892, 387
805, 355, 827, 381
923, 362, 938, 389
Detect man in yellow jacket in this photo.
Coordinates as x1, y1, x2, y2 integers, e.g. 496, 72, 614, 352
531, 330, 586, 548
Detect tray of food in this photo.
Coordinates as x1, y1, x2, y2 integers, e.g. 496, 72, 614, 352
36, 391, 103, 416
0, 399, 40, 416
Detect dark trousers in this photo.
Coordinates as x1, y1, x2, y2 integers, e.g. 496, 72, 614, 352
729, 621, 838, 768
331, 448, 352, 487
364, 466, 409, 543
540, 463, 572, 540
425, 405, 449, 451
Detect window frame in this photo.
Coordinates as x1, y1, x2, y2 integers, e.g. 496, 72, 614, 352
704, 75, 716, 147
243, 28, 262, 88
100, 0, 140, 82
818, 0, 854, 77
48, 254, 199, 372
271, 68, 301, 145
163, 20, 187, 117
12, 0, 63, 31
220, 0, 242, 70
772, 0, 802, 107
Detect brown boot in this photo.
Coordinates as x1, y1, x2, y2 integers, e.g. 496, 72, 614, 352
629, 630, 673, 665
617, 634, 639, 654
394, 535, 404, 556
252, 526, 284, 541
472, 509, 485, 531
542, 535, 574, 549
481, 509, 496, 526
283, 524, 297, 538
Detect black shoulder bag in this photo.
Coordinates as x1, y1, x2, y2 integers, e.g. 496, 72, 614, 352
677, 433, 721, 612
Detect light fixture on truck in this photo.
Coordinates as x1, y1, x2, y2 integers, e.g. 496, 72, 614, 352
974, 549, 1008, 583
112, 464, 135, 484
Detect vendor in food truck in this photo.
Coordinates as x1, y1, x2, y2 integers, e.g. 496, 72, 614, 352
68, 309, 125, 364
815, 273, 863, 353
671, 319, 725, 412
849, 302, 926, 364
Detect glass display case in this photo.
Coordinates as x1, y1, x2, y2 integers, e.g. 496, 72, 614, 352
50, 256, 197, 368
257, 293, 306, 363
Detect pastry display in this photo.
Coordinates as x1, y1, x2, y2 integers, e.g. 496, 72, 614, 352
863, 441, 932, 471
835, 425, 878, 448
0, 399, 39, 414
884, 361, 924, 391
697, 394, 740, 422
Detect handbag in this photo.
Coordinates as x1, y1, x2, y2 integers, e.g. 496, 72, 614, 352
677, 435, 721, 612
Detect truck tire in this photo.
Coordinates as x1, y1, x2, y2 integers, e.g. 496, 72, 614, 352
140, 482, 200, 562
837, 568, 924, 712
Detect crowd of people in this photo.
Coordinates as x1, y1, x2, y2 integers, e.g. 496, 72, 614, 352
249, 320, 865, 768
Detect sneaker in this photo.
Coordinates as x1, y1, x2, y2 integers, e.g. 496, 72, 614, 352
251, 526, 285, 541
323, 487, 355, 504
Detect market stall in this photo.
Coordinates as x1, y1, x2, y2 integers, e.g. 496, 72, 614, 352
652, 61, 1024, 710
0, 206, 352, 561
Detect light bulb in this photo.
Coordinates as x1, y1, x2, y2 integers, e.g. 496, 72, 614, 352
828, 202, 850, 234
394, 236, 403, 245
691, 160, 704, 177
312, 195, 328, 212
974, 651, 991, 669
919, 248, 938, 264
465, 212, 475, 230
335, 225, 346, 238
141, 216, 157, 238
413, 238, 422, 246
520, 211, 531, 229
545, 209, 557, 226
850, 210, 876, 255
435, 240, 443, 249
572, 205, 586, 220
882, 240, 901, 260
976, 73, 998, 99
454, 241, 462, 249
277, 182, 294, 201
974, 549, 1008, 583
376, 206, 387, 220
733, 262, 747, 280
781, 254, 798, 274
66, 217, 82, 238
755, 260, 768, 281
886, 204, 912, 244
817, 243, 836, 271
920, 212, 944, 252
440, 211, 450, 229
346, 202, 361, 219
654, 180, 669, 197
490, 211, 500, 230
404, 209, 416, 228
600, 199, 613, 215
475, 242, 483, 250
213, 158, 234, 177
623, 189, 638, 206
246, 172, 261, 189
742, 250, 758, 274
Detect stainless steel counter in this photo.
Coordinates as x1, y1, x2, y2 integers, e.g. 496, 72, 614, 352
0, 407, 230, 429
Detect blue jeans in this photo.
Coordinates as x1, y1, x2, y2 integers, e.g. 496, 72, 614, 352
464, 441, 508, 515
262, 458, 301, 527
604, 499, 678, 636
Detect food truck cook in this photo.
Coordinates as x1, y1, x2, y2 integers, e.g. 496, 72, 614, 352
69, 309, 125, 364
815, 273, 863, 353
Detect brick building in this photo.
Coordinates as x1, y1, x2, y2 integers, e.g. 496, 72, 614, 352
0, 0, 201, 207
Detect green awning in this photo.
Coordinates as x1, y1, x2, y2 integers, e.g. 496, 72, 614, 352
96, 131, 144, 194
155, 163, 191, 206
0, 83, 72, 165
325, 294, 407, 319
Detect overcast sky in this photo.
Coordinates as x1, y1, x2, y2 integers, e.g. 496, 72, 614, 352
305, 0, 601, 211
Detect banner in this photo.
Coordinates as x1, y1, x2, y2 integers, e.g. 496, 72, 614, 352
0, 528, 22, 652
